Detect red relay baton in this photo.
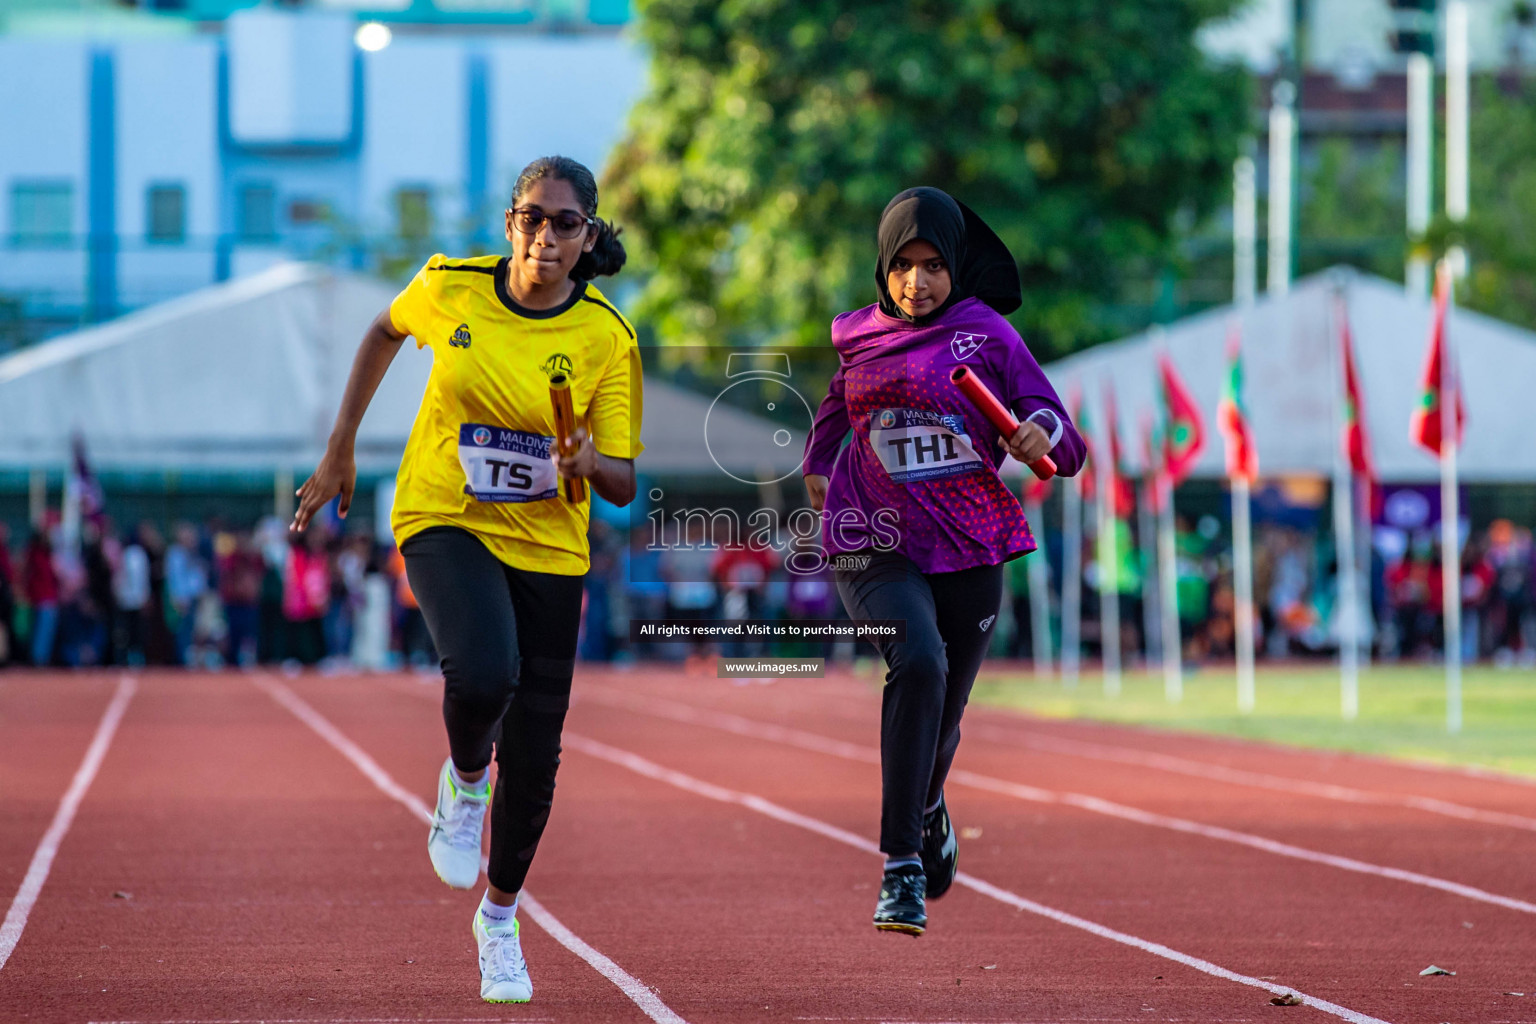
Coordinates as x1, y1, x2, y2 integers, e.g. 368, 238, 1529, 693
950, 366, 1057, 480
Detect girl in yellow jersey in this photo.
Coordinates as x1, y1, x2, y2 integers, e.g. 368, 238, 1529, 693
292, 156, 643, 1004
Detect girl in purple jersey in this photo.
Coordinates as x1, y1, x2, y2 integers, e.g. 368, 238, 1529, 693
803, 187, 1085, 935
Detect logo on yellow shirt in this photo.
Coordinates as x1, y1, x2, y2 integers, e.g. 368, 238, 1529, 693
540, 352, 574, 379
449, 323, 472, 348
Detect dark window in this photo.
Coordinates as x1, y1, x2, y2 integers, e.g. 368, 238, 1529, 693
395, 187, 432, 241
10, 181, 73, 247
146, 183, 186, 243
288, 198, 331, 225
238, 184, 277, 242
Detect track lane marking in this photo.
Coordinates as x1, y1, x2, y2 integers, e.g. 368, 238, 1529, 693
0, 675, 137, 972
685, 682, 1536, 824
960, 724, 1536, 832
713, 674, 1536, 791
578, 688, 1536, 917
251, 676, 687, 1024
562, 732, 1394, 1024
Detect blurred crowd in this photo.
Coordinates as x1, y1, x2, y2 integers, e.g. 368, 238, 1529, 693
1004, 516, 1536, 668
0, 512, 848, 671
1, 510, 1531, 671
0, 516, 429, 670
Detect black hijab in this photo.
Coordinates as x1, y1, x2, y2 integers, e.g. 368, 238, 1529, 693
874, 186, 1022, 323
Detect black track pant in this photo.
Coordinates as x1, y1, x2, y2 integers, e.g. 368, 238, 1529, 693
835, 549, 1004, 856
401, 526, 585, 893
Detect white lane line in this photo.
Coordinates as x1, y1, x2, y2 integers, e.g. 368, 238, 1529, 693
961, 723, 1536, 832
736, 673, 1536, 791
0, 674, 137, 973
720, 683, 1536, 823
579, 688, 1536, 917
563, 732, 1393, 1024
251, 676, 688, 1024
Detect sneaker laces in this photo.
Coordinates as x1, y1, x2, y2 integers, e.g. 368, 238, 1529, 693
483, 925, 526, 981
437, 785, 487, 851
883, 868, 924, 901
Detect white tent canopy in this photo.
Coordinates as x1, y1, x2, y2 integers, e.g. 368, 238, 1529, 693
1043, 268, 1536, 483
0, 263, 801, 479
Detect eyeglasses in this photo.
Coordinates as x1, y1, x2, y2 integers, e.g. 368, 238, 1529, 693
509, 206, 594, 239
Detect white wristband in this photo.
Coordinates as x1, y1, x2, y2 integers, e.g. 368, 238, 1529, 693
1025, 408, 1064, 449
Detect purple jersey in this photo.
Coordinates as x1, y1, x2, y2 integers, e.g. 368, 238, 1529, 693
804, 297, 1085, 574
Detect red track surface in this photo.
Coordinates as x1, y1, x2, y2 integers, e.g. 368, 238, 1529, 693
3, 667, 1534, 1024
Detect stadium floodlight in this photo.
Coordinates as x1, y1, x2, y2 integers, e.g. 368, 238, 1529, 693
354, 22, 392, 52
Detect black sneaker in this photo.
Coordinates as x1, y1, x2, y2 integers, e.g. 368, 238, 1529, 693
921, 794, 959, 900
873, 864, 927, 935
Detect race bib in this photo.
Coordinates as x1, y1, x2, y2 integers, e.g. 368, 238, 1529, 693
868, 408, 985, 483
458, 423, 559, 503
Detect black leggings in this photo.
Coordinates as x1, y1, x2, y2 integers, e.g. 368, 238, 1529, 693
401, 526, 585, 893
835, 549, 1004, 856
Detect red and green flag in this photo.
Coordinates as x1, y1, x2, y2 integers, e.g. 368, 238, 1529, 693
1157, 352, 1206, 485
1409, 265, 1467, 457
1338, 297, 1376, 481
1102, 381, 1137, 517
1216, 324, 1258, 483
1070, 387, 1097, 503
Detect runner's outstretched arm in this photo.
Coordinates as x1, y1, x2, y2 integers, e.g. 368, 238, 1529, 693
292, 311, 406, 532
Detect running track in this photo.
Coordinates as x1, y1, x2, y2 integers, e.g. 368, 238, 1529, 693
3, 668, 1534, 1024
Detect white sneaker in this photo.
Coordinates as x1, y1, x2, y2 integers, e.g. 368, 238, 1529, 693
427, 758, 488, 889
474, 909, 533, 1003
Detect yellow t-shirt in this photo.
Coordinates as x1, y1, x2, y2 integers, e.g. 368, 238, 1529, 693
387, 253, 644, 575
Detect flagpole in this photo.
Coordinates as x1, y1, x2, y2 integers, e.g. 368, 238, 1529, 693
1139, 474, 1161, 668
1097, 482, 1123, 697
1355, 473, 1374, 668
1232, 474, 1256, 713
1097, 402, 1122, 698
1158, 469, 1182, 702
1231, 140, 1259, 709
1062, 473, 1083, 689
1330, 282, 1360, 721
1024, 494, 1054, 680
1440, 262, 1463, 733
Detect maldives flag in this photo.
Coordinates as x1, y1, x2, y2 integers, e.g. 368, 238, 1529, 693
1338, 298, 1375, 480
1217, 325, 1258, 483
1102, 382, 1137, 517
1070, 388, 1096, 503
1409, 266, 1467, 456
1157, 353, 1206, 485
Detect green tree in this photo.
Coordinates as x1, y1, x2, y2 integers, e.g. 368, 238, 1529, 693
1297, 137, 1406, 281
604, 0, 1252, 357
1447, 77, 1536, 330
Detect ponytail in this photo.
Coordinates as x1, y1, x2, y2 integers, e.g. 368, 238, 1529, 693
575, 217, 626, 280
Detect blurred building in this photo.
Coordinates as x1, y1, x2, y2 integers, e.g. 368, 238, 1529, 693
1172, 0, 1536, 312
1200, 0, 1535, 75
0, 1, 643, 348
